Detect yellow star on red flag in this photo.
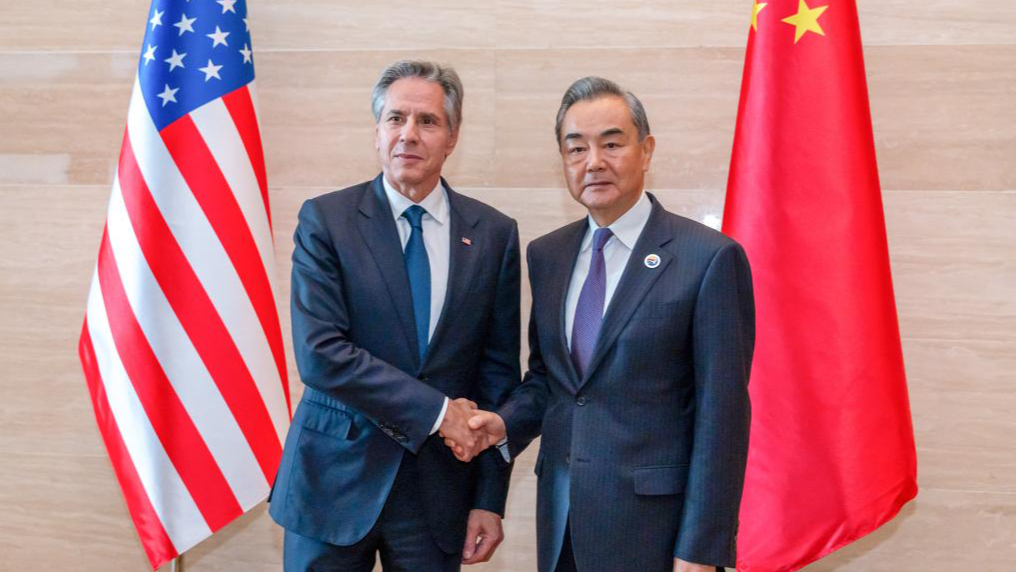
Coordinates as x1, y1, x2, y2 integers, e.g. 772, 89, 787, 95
751, 1, 768, 31
781, 0, 829, 43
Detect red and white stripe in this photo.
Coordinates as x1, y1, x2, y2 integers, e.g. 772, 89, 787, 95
79, 77, 290, 569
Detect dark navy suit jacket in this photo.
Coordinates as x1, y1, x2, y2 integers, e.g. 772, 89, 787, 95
269, 174, 520, 554
499, 195, 755, 572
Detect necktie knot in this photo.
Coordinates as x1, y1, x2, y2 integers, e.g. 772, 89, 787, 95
402, 205, 427, 230
592, 227, 614, 252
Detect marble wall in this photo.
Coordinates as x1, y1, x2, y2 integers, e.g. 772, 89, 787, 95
0, 1, 1013, 570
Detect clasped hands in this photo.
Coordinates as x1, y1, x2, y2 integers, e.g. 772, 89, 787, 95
438, 398, 506, 462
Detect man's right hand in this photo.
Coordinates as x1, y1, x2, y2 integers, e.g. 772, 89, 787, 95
466, 411, 507, 450
439, 398, 485, 462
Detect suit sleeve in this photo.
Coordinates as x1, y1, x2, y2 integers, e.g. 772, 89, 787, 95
290, 199, 446, 454
497, 245, 552, 460
674, 242, 755, 568
470, 222, 522, 516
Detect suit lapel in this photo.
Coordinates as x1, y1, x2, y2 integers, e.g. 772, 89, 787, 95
355, 175, 421, 365
424, 183, 480, 363
577, 197, 674, 392
550, 220, 588, 393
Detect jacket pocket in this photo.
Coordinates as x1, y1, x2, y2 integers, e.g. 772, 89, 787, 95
632, 464, 688, 496
299, 400, 353, 439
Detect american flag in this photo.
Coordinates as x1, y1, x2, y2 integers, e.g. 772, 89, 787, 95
77, 1, 290, 568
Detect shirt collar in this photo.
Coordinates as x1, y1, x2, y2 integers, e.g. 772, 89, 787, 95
382, 175, 449, 226
581, 191, 652, 252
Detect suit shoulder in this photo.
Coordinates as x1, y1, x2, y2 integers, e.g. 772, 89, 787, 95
663, 210, 743, 255
304, 180, 372, 214
527, 219, 586, 259
450, 191, 516, 230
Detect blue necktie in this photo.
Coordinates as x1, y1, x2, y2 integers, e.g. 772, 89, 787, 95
402, 205, 430, 362
570, 227, 614, 378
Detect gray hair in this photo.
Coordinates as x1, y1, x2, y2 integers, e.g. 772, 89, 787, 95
554, 76, 651, 145
371, 60, 464, 133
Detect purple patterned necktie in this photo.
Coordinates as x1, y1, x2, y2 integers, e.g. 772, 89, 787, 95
570, 227, 614, 378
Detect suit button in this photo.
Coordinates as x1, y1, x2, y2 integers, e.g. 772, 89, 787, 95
565, 453, 571, 465
576, 395, 587, 406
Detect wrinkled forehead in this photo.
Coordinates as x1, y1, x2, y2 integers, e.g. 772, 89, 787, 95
381, 78, 447, 116
561, 96, 637, 142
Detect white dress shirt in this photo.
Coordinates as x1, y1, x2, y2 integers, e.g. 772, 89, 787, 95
382, 176, 451, 434
565, 192, 653, 349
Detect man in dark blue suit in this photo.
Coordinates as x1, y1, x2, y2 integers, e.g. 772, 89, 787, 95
269, 60, 520, 572
459, 77, 755, 572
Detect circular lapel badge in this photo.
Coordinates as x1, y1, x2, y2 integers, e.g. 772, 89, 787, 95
644, 254, 661, 269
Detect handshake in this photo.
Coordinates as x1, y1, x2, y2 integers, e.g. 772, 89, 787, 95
438, 398, 507, 462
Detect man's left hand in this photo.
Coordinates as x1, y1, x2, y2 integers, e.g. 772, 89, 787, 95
462, 509, 504, 564
674, 558, 716, 572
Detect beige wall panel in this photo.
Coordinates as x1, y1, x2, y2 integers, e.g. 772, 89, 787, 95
0, 349, 107, 457
0, 1, 496, 53
2, 45, 1011, 191
0, 186, 107, 456
0, 452, 155, 572
494, 0, 1016, 48
867, 46, 1016, 191
0, 53, 134, 185
2, 0, 1014, 52
884, 190, 1015, 341
0, 0, 149, 52
493, 0, 748, 49
856, 0, 1016, 46
0, 185, 108, 347
252, 1, 496, 51
905, 339, 1016, 493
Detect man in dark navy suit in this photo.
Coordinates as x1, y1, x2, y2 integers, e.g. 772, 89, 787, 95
269, 60, 520, 572
459, 78, 755, 572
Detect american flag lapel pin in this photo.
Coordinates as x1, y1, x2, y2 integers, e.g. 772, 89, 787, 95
461, 237, 472, 246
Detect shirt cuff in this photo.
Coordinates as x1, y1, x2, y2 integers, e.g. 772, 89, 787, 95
429, 396, 449, 435
496, 438, 511, 463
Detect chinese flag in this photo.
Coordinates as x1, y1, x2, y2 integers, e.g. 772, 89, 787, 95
723, 1, 918, 571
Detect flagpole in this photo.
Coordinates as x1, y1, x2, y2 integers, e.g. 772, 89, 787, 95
169, 554, 184, 572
